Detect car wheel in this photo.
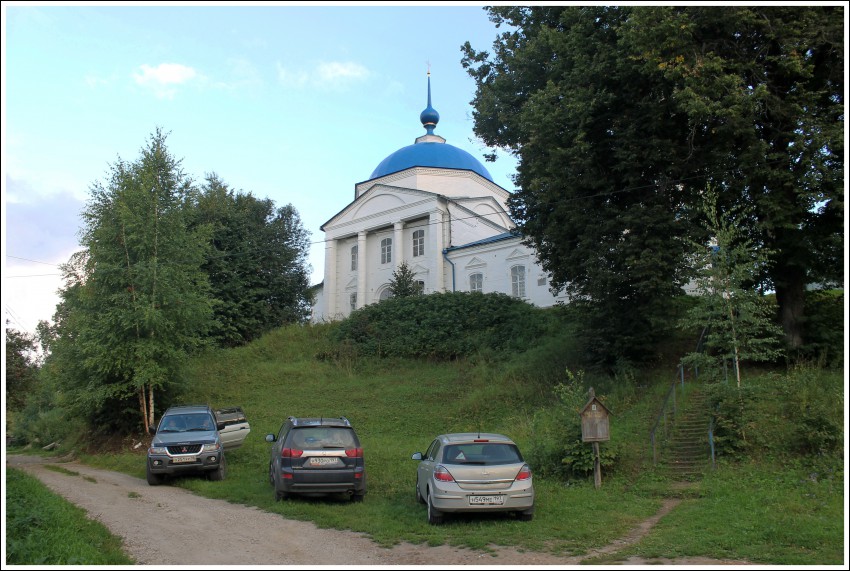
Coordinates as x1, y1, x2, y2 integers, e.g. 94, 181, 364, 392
146, 463, 164, 486
517, 508, 534, 522
275, 488, 290, 501
351, 492, 365, 502
426, 489, 444, 525
208, 454, 227, 481
415, 477, 425, 504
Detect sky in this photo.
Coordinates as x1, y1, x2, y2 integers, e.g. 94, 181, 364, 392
2, 2, 522, 336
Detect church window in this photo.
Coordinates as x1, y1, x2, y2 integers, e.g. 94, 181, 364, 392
415, 280, 425, 295
349, 293, 357, 312
537, 276, 547, 287
511, 265, 526, 298
412, 229, 425, 257
351, 245, 358, 271
381, 238, 392, 264
379, 287, 393, 301
469, 273, 483, 293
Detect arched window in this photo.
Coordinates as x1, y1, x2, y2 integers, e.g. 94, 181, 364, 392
381, 238, 392, 265
415, 280, 425, 295
469, 273, 483, 293
378, 287, 393, 301
351, 245, 358, 271
349, 293, 357, 312
412, 229, 425, 257
511, 265, 526, 298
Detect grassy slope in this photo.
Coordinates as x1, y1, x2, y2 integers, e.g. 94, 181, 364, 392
79, 323, 844, 564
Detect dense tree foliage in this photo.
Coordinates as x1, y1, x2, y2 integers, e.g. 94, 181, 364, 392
193, 174, 312, 346
5, 324, 39, 411
461, 6, 843, 365
44, 129, 215, 431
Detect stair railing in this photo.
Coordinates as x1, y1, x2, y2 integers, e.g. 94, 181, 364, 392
649, 326, 709, 465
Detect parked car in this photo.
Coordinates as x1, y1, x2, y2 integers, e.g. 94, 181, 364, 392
146, 404, 250, 485
265, 416, 366, 502
411, 432, 534, 524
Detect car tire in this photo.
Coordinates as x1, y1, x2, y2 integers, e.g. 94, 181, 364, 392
146, 463, 164, 486
208, 454, 227, 481
427, 489, 444, 525
351, 492, 365, 502
517, 508, 535, 522
275, 488, 290, 501
415, 478, 425, 504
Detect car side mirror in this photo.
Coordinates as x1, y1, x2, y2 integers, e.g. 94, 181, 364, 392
216, 422, 226, 431
148, 425, 157, 436
411, 452, 422, 461
265, 434, 276, 443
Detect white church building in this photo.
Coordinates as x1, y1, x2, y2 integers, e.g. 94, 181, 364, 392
310, 75, 570, 323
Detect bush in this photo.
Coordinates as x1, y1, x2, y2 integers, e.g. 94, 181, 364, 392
332, 291, 559, 360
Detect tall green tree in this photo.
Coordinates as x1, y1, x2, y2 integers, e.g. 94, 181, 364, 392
51, 129, 214, 432
461, 6, 843, 363
388, 260, 422, 298
680, 188, 785, 386
5, 324, 39, 411
192, 174, 312, 346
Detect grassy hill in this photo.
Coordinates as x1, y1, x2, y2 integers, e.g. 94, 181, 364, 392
75, 317, 845, 565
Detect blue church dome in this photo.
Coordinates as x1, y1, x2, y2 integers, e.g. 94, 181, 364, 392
368, 74, 493, 182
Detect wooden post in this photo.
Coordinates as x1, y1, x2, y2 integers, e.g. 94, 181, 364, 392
592, 441, 601, 488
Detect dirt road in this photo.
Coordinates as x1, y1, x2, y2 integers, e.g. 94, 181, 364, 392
7, 454, 752, 566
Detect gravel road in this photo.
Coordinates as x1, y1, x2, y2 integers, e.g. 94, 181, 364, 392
6, 454, 753, 566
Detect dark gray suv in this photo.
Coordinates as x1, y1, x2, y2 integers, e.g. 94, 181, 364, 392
265, 417, 366, 502
146, 405, 226, 485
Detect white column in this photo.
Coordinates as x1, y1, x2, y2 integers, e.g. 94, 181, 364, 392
393, 222, 404, 270
324, 238, 337, 318
357, 231, 367, 308
430, 210, 445, 292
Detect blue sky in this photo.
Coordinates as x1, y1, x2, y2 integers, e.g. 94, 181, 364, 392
3, 2, 520, 335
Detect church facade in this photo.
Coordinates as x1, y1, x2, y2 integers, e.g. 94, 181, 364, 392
310, 76, 570, 323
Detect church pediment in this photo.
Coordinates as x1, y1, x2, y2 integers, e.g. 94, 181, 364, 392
465, 257, 487, 269
506, 249, 529, 261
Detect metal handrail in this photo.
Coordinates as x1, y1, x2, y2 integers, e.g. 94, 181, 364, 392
649, 326, 709, 465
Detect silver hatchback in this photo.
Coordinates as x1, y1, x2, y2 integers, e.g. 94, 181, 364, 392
411, 433, 534, 524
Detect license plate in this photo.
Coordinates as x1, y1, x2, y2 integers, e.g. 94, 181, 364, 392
469, 495, 505, 505
171, 456, 197, 463
308, 457, 340, 466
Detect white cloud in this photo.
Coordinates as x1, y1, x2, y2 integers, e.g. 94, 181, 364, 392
277, 61, 371, 90
133, 63, 200, 99
316, 61, 370, 83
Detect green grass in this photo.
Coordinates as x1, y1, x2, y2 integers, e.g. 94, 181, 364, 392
5, 467, 135, 565
56, 324, 848, 564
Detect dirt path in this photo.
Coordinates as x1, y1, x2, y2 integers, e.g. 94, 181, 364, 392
6, 454, 752, 566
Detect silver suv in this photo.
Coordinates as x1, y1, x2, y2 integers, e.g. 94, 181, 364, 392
146, 405, 227, 485
265, 417, 366, 501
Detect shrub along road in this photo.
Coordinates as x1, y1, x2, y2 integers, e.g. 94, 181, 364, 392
7, 455, 752, 566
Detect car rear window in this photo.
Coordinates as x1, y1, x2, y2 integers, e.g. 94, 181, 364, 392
443, 443, 522, 465
289, 427, 356, 449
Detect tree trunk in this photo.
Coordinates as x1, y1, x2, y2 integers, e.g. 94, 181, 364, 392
147, 384, 155, 430
773, 264, 806, 350
139, 387, 149, 433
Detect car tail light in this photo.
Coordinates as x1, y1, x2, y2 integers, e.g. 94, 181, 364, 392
434, 466, 455, 482
473, 439, 489, 442
515, 464, 532, 481
345, 448, 363, 458
281, 448, 303, 458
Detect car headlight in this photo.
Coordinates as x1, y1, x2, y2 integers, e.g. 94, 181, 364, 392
149, 446, 168, 455
202, 442, 221, 452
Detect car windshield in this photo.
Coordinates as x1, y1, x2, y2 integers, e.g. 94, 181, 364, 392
442, 443, 522, 465
159, 413, 214, 433
290, 427, 356, 449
